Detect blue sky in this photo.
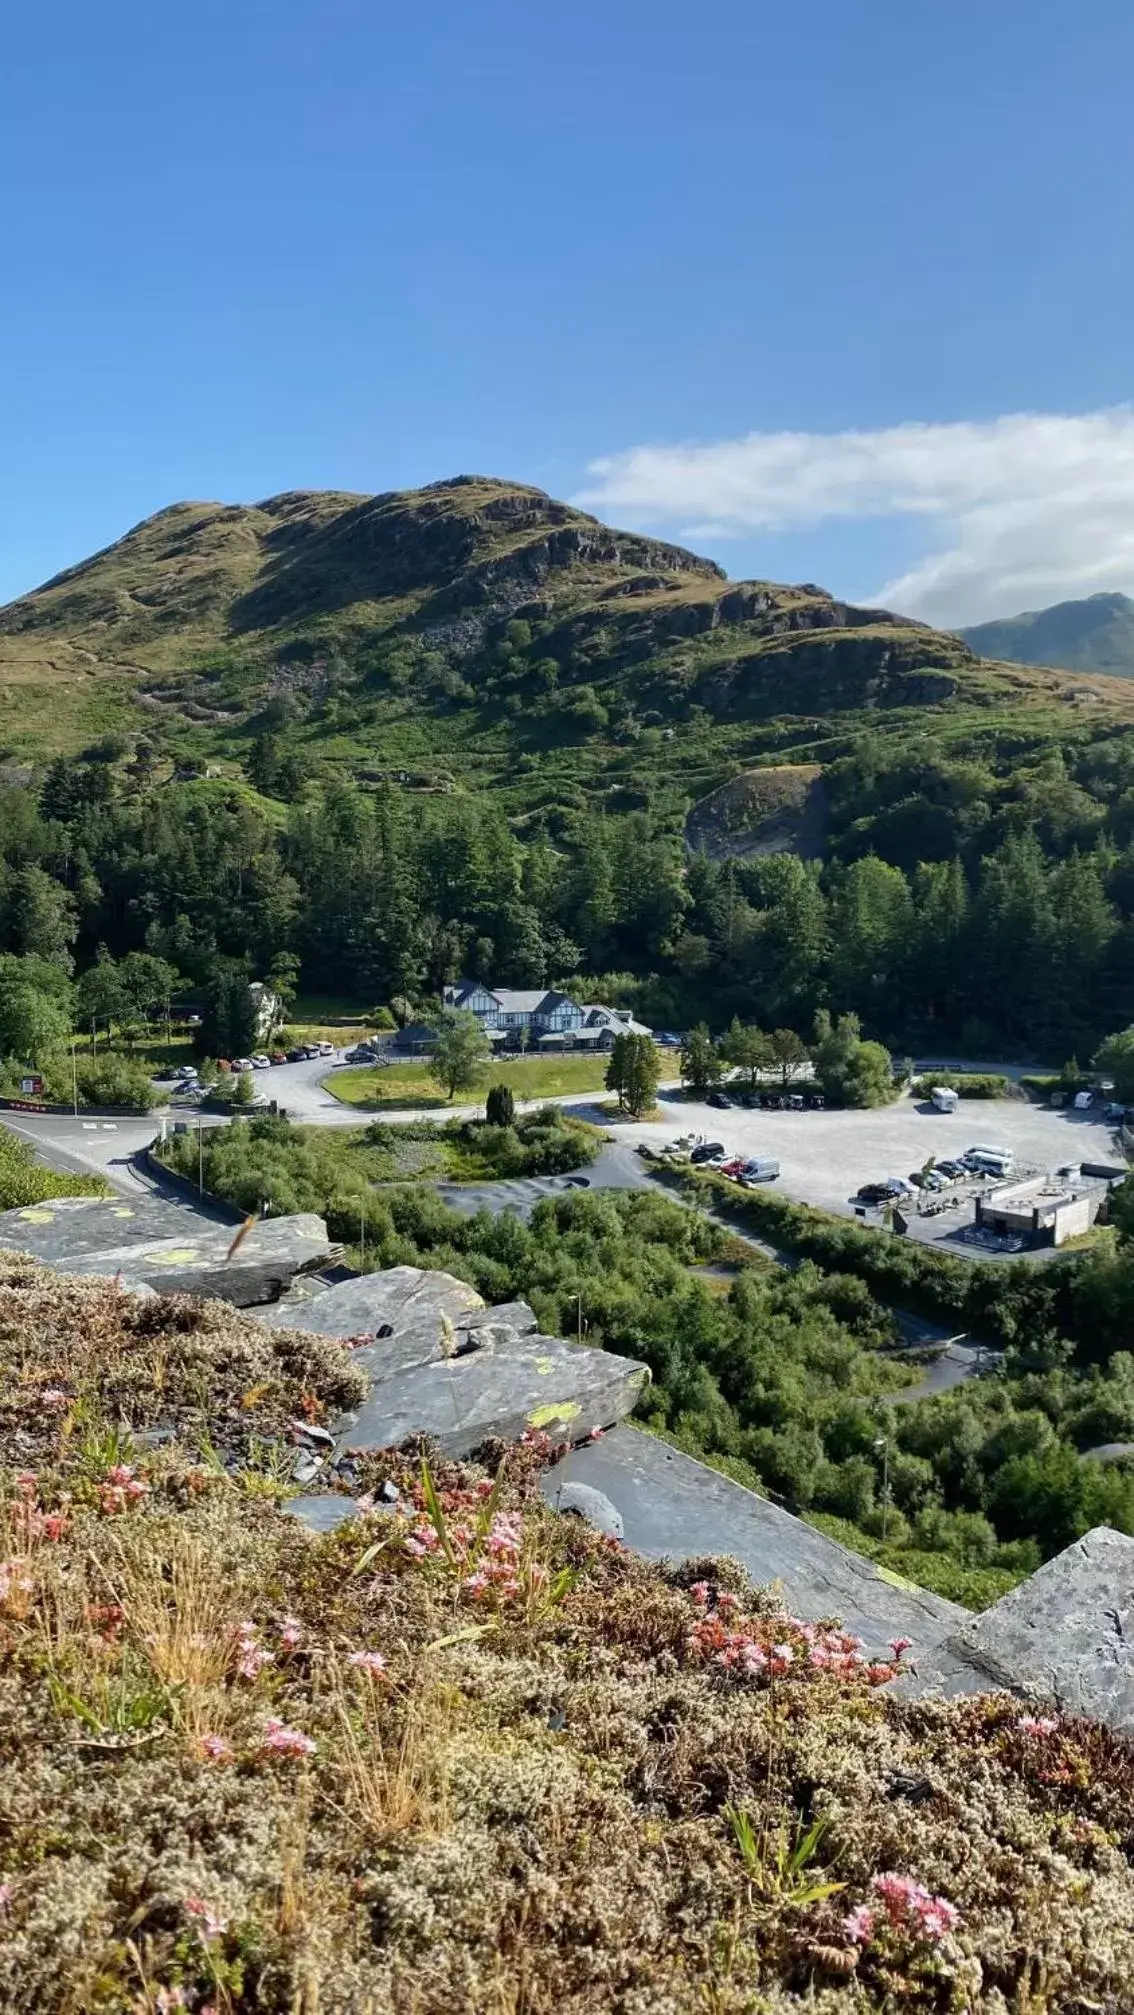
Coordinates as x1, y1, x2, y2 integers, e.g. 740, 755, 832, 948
3, 0, 1134, 622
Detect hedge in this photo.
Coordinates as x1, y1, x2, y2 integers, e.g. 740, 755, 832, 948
0, 1129, 108, 1211
682, 1169, 1082, 1351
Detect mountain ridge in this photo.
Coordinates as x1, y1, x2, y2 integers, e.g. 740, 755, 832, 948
960, 589, 1134, 678
1, 476, 1131, 794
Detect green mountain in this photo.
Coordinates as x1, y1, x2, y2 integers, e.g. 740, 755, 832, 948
960, 591, 1134, 677
1, 477, 1130, 817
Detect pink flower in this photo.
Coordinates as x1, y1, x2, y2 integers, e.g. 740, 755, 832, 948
588, 1425, 605, 1440
771, 1642, 795, 1663
104, 1464, 137, 1487
689, 1581, 710, 1606
156, 1990, 187, 2012
262, 1716, 316, 1759
278, 1616, 303, 1650
39, 1389, 69, 1407
1018, 1714, 1058, 1736
234, 1621, 274, 1680
198, 1733, 233, 1763
890, 1635, 913, 1658
184, 1895, 226, 1940
13, 1473, 38, 1500
716, 1591, 740, 1616
871, 1871, 959, 1943
916, 1895, 959, 1940
348, 1649, 388, 1677
463, 1569, 491, 1597
39, 1512, 68, 1542
354, 1493, 376, 1512
843, 1903, 875, 1944
0, 1881, 11, 1912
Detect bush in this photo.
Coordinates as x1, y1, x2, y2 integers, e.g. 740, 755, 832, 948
74, 1056, 159, 1111
0, 1128, 107, 1208
912, 1073, 1010, 1100
485, 1082, 516, 1127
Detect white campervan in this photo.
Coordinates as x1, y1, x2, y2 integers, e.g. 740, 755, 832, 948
965, 1144, 1014, 1177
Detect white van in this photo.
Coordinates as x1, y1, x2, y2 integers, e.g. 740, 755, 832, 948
965, 1144, 1014, 1177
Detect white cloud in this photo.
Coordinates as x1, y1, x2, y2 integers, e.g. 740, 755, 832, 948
575, 410, 1134, 627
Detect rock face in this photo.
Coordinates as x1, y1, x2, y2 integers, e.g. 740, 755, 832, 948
0, 1196, 338, 1305
264, 1263, 648, 1471
254, 1264, 486, 1358
541, 1425, 967, 1655
945, 1527, 1134, 1732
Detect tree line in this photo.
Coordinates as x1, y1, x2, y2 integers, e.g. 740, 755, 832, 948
0, 728, 1132, 1064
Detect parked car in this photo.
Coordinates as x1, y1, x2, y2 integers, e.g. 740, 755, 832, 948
936, 1159, 965, 1178
301, 1045, 322, 1061
270, 1051, 288, 1065
231, 1058, 255, 1074
313, 1040, 335, 1056
690, 1142, 726, 1164
636, 1143, 659, 1160
807, 1096, 825, 1110
887, 1177, 916, 1197
706, 1090, 732, 1109
216, 1059, 232, 1074
787, 1095, 805, 1110
286, 1048, 307, 1063
177, 1065, 199, 1080
740, 1158, 780, 1184
345, 1045, 377, 1064
856, 1182, 892, 1204
250, 1053, 271, 1070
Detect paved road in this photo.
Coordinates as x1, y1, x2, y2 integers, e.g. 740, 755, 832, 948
432, 1142, 651, 1220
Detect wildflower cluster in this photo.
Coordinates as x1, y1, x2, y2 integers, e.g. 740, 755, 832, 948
844, 1870, 960, 1947
98, 1463, 149, 1515
233, 1619, 274, 1681
261, 1715, 316, 1760
685, 1584, 904, 1687
8, 1471, 68, 1544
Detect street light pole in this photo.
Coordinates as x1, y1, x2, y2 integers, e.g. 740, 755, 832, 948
874, 1434, 890, 1544
71, 1040, 78, 1118
198, 1117, 204, 1196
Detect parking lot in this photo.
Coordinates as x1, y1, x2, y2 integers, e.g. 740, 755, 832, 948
606, 1089, 1127, 1254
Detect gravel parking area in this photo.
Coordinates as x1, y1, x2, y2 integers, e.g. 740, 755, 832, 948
605, 1090, 1126, 1253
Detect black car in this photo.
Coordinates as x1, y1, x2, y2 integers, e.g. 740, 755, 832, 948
856, 1182, 892, 1205
706, 1090, 732, 1109
286, 1047, 307, 1063
690, 1141, 726, 1164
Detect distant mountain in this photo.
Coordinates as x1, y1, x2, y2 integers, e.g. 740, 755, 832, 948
3, 478, 1133, 808
960, 591, 1134, 677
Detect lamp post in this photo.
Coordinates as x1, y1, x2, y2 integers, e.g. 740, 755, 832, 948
71, 1039, 78, 1118
874, 1434, 890, 1544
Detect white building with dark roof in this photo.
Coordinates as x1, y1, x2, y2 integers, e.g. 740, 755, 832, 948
442, 982, 651, 1051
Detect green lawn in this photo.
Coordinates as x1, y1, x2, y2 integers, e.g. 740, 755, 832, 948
323, 1052, 612, 1110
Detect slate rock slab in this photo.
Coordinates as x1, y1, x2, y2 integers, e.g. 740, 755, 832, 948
945, 1525, 1134, 1732
0, 1194, 210, 1263
255, 1266, 484, 1372
336, 1331, 648, 1461
554, 1479, 624, 1540
542, 1426, 969, 1656
283, 1495, 361, 1535
2, 1205, 338, 1307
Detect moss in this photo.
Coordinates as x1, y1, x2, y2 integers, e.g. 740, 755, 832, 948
1, 1257, 1134, 2010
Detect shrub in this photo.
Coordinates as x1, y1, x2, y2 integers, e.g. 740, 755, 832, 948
485, 1082, 516, 1127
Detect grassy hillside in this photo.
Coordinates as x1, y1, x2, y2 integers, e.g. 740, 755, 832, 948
961, 590, 1134, 677
4, 476, 1130, 800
